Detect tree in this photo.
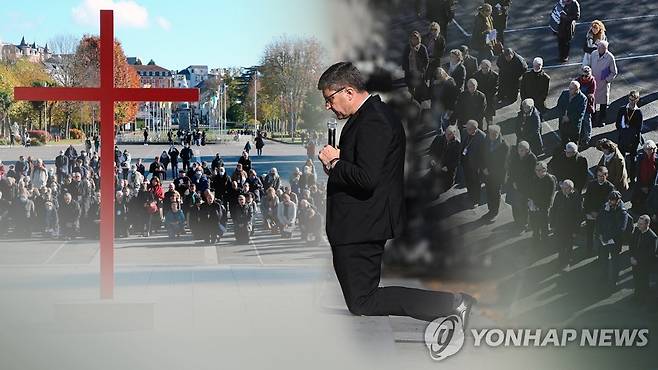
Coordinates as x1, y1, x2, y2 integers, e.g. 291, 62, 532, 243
74, 36, 140, 127
259, 36, 325, 136
49, 35, 81, 137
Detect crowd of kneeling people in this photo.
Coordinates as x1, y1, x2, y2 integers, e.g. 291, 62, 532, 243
0, 146, 326, 246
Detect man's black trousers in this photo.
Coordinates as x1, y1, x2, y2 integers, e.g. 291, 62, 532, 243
331, 240, 456, 322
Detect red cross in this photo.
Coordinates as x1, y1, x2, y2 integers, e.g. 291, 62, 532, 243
14, 10, 199, 299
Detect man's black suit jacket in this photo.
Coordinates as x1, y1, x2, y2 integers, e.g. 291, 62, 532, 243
326, 95, 406, 246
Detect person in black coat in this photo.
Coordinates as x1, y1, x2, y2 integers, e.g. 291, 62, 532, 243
516, 99, 544, 155
506, 141, 537, 229
550, 179, 583, 268
58, 192, 81, 240
459, 45, 478, 81
455, 79, 487, 128
180, 144, 194, 172
482, 125, 509, 220
317, 62, 475, 323
473, 59, 498, 129
402, 31, 429, 101
232, 194, 253, 244
616, 91, 643, 182
497, 48, 528, 104
596, 191, 633, 289
461, 120, 487, 208
630, 215, 658, 302
423, 22, 447, 82
198, 191, 226, 244
428, 125, 461, 194
55, 150, 69, 179
554, 0, 580, 62
632, 141, 658, 215
444, 49, 467, 92
547, 142, 588, 194
115, 190, 130, 238
431, 68, 459, 126
583, 166, 616, 253
238, 151, 252, 174
519, 57, 551, 115
528, 162, 557, 241
168, 146, 180, 179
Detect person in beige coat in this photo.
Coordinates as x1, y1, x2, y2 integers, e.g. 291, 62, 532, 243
596, 138, 628, 191
588, 40, 617, 126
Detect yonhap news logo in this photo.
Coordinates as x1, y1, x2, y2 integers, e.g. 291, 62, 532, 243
424, 315, 465, 361
424, 317, 650, 361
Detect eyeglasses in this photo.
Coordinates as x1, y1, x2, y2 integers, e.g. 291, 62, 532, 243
324, 87, 346, 105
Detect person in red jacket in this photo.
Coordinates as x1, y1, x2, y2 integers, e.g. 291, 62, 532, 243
576, 65, 597, 147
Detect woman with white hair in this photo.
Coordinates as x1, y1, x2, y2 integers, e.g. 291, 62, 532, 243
516, 98, 543, 155
588, 39, 618, 126
632, 140, 658, 214
30, 158, 47, 189
431, 67, 460, 128
263, 167, 281, 191
443, 49, 467, 91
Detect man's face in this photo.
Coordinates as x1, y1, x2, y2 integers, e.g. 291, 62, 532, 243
480, 63, 490, 73
639, 219, 650, 232
597, 171, 608, 183
598, 43, 607, 54
569, 84, 578, 96
533, 61, 542, 72
445, 130, 455, 141
466, 125, 476, 136
645, 147, 656, 156
535, 168, 547, 178
467, 81, 476, 93
518, 146, 529, 157
609, 198, 620, 208
322, 87, 350, 120
238, 197, 245, 206
565, 148, 576, 158
488, 130, 498, 140
561, 183, 573, 195
410, 34, 420, 47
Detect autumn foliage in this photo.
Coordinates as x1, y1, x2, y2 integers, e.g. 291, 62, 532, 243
74, 36, 140, 125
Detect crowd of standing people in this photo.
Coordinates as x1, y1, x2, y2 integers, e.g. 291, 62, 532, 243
409, 0, 656, 305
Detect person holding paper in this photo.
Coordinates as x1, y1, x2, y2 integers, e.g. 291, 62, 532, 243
470, 4, 495, 60
588, 40, 618, 126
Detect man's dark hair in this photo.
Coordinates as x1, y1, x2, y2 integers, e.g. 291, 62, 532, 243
317, 62, 367, 92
